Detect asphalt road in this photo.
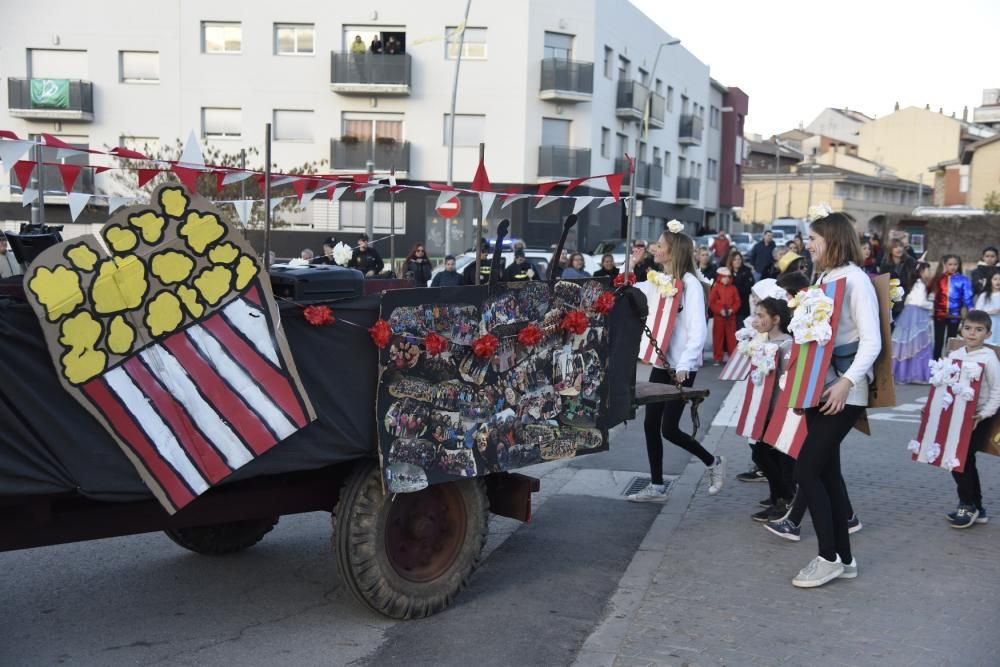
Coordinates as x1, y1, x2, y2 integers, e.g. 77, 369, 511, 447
0, 364, 731, 667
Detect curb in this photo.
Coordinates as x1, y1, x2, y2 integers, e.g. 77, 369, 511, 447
571, 419, 733, 667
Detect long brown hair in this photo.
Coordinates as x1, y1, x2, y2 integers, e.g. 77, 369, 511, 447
660, 230, 697, 278
725, 249, 744, 274
810, 212, 862, 270
405, 243, 426, 262
931, 254, 961, 290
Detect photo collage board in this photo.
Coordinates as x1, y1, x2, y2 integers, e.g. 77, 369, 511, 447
377, 280, 613, 493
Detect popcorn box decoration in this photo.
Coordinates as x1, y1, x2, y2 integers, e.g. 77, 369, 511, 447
763, 354, 807, 459
720, 327, 762, 381
910, 359, 983, 473
22, 185, 316, 514
781, 278, 846, 409
736, 343, 780, 441
636, 272, 683, 365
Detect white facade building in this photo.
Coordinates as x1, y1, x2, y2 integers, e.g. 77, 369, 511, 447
1, 0, 745, 258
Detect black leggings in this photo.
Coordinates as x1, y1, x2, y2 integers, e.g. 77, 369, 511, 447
795, 405, 864, 563
934, 318, 960, 359
786, 475, 855, 526
751, 441, 795, 503
953, 420, 990, 509
643, 367, 715, 485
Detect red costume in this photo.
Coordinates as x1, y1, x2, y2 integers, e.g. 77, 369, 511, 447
709, 280, 741, 362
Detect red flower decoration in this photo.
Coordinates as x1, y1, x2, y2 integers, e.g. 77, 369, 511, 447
369, 319, 392, 348
424, 332, 449, 356
613, 272, 637, 287
594, 291, 616, 315
303, 305, 335, 327
472, 334, 499, 358
517, 324, 543, 347
561, 309, 589, 335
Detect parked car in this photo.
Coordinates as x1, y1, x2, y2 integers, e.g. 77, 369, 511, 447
730, 232, 754, 255
592, 239, 627, 266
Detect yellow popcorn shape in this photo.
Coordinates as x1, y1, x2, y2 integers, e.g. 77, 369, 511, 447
92, 257, 148, 315
150, 250, 195, 285
27, 266, 85, 322
177, 285, 205, 318
66, 244, 98, 272
193, 265, 233, 306
160, 187, 190, 218
235, 255, 258, 290
129, 211, 166, 244
104, 226, 139, 254
107, 314, 136, 355
179, 212, 225, 255
145, 291, 184, 337
58, 311, 107, 384
208, 242, 240, 265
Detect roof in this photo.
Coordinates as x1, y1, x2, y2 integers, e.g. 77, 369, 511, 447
743, 164, 923, 188
961, 133, 1000, 164
831, 107, 874, 123
746, 139, 803, 160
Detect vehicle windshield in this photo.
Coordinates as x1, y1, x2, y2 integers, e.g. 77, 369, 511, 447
592, 240, 626, 255
732, 233, 751, 244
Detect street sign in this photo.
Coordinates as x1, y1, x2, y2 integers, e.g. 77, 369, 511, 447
436, 196, 461, 219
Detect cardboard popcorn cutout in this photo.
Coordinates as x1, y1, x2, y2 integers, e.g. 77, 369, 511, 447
911, 359, 983, 473
635, 272, 683, 364
736, 344, 780, 441
22, 184, 315, 513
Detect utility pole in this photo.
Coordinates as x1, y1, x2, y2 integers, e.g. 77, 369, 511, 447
771, 138, 780, 223
239, 148, 247, 238
806, 152, 816, 216
364, 159, 375, 239
389, 164, 396, 275
263, 123, 272, 271
473, 142, 485, 285
444, 0, 473, 258
31, 141, 45, 225
623, 156, 638, 279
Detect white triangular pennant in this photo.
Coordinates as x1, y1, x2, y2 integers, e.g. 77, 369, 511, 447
597, 197, 617, 208
21, 188, 38, 207
331, 185, 350, 202
501, 194, 531, 209
301, 188, 321, 207
535, 195, 559, 209
109, 196, 131, 213
222, 171, 254, 185
479, 192, 497, 218
572, 196, 595, 215
435, 190, 459, 211
67, 192, 91, 222
0, 140, 34, 170
269, 196, 284, 213
178, 130, 205, 169
232, 200, 253, 227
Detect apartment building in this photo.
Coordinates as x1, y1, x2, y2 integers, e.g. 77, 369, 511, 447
0, 0, 747, 258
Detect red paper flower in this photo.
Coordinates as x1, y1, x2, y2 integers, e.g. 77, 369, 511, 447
303, 305, 335, 327
369, 319, 392, 348
517, 324, 543, 347
472, 334, 499, 358
424, 332, 448, 356
561, 309, 589, 335
594, 292, 616, 315
613, 272, 637, 287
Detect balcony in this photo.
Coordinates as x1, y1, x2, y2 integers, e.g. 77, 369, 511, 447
615, 80, 648, 121
331, 138, 410, 172
7, 78, 94, 121
538, 145, 591, 179
647, 91, 666, 129
678, 114, 704, 146
676, 177, 701, 205
330, 53, 411, 95
538, 58, 593, 103
613, 159, 661, 195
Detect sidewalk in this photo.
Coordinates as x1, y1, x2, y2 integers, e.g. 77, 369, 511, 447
576, 389, 999, 667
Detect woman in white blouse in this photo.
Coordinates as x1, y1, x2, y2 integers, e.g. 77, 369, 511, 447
627, 227, 726, 502
790, 211, 881, 588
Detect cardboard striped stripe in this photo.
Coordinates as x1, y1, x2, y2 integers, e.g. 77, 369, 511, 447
912, 360, 983, 473
638, 279, 684, 365
782, 279, 846, 409
720, 350, 752, 381
763, 365, 807, 459
736, 350, 779, 441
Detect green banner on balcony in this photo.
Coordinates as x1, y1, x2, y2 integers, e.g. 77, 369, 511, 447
30, 79, 70, 109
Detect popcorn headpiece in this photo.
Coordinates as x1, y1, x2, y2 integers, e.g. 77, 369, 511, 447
666, 219, 684, 234
807, 202, 833, 222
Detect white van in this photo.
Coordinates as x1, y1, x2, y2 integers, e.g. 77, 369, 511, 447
770, 217, 808, 240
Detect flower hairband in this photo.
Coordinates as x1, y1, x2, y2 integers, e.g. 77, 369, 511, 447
806, 202, 833, 222
763, 285, 790, 302
666, 219, 684, 234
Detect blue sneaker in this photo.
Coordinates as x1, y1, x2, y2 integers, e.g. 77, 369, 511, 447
950, 505, 979, 529
948, 506, 989, 524
847, 514, 863, 534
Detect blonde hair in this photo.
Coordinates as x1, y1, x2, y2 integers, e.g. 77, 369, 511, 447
660, 230, 697, 278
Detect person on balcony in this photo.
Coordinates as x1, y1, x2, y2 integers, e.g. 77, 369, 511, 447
369, 35, 383, 54
386, 36, 401, 54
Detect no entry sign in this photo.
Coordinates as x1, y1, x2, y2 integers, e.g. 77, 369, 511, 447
436, 196, 461, 219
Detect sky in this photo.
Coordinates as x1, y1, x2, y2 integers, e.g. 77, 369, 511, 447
630, 0, 1000, 137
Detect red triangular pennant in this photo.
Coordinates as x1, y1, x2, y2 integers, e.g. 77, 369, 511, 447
138, 168, 159, 188
172, 165, 201, 193
0, 130, 20, 141
471, 159, 491, 192
606, 173, 624, 202
214, 170, 228, 193
563, 177, 588, 196
94, 166, 111, 175
537, 180, 561, 198
12, 160, 36, 189
110, 146, 150, 160
254, 172, 266, 193
292, 177, 308, 201
57, 163, 82, 192
40, 133, 74, 149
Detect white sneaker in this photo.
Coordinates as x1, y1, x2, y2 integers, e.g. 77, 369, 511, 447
627, 484, 667, 503
707, 455, 726, 495
792, 555, 844, 588
839, 557, 858, 579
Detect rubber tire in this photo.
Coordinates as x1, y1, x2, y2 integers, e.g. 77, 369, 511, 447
164, 517, 279, 555
332, 459, 489, 619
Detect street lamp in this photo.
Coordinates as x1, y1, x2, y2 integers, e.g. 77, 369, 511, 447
641, 38, 681, 142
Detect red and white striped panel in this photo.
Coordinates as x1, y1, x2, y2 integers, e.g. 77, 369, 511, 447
81, 294, 310, 513
736, 351, 779, 441
766, 408, 806, 459
720, 352, 751, 381
637, 280, 683, 365
912, 360, 983, 473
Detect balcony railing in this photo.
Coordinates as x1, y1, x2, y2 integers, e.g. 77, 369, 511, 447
330, 53, 411, 95
615, 80, 648, 121
676, 176, 701, 204
539, 58, 593, 102
613, 159, 661, 195
538, 145, 591, 179
642, 163, 663, 194
648, 92, 665, 129
679, 114, 704, 145
331, 138, 410, 171
10, 164, 96, 196
8, 78, 94, 121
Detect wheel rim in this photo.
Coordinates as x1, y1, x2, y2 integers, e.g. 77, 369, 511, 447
385, 482, 468, 583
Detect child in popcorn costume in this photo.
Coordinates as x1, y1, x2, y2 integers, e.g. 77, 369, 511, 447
945, 310, 1000, 528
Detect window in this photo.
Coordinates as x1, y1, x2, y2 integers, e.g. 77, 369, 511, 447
638, 68, 648, 86
681, 95, 689, 115
336, 200, 407, 233
274, 110, 314, 141
119, 51, 159, 83
28, 49, 87, 78
615, 133, 628, 158
20, 134, 91, 194
442, 113, 485, 146
344, 113, 404, 143
666, 86, 674, 112
959, 165, 970, 192
120, 136, 161, 156
603, 46, 613, 78
202, 107, 241, 138
600, 127, 610, 158
617, 55, 629, 80
541, 118, 571, 146
708, 106, 718, 128
275, 23, 314, 55
708, 158, 718, 180
544, 32, 572, 60
654, 78, 663, 96
203, 22, 242, 54
664, 150, 671, 176
446, 26, 487, 59
653, 147, 661, 167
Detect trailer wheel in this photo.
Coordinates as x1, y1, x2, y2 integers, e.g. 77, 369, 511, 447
332, 459, 489, 619
164, 517, 279, 555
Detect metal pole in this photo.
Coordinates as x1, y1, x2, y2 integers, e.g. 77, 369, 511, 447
806, 156, 815, 215
239, 148, 247, 238
473, 142, 485, 285
771, 138, 779, 223
623, 158, 637, 279
263, 123, 272, 271
365, 159, 375, 240
389, 164, 396, 274
445, 0, 473, 259
31, 141, 45, 225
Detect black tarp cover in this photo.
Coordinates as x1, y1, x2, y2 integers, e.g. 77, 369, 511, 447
0, 296, 380, 501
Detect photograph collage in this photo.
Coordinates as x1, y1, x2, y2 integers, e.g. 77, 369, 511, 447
378, 280, 615, 492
